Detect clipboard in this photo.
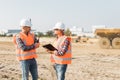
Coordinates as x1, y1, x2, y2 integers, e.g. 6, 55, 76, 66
42, 44, 57, 51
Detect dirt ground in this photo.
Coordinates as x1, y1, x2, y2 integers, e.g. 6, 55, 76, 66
0, 37, 120, 80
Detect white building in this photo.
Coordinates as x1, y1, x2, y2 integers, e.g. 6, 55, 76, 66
70, 26, 83, 36
0, 29, 36, 36
0, 29, 8, 35
69, 25, 107, 38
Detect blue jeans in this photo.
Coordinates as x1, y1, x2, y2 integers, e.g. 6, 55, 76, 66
54, 64, 67, 80
20, 58, 38, 80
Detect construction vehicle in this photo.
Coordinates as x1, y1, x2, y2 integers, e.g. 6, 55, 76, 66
95, 28, 120, 49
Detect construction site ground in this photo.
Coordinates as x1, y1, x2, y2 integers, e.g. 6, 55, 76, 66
0, 37, 120, 80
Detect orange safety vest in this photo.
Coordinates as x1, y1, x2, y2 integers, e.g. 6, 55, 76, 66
51, 36, 72, 64
14, 32, 37, 61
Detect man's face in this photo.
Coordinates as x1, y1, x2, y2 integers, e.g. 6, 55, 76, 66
22, 26, 31, 33
54, 29, 62, 35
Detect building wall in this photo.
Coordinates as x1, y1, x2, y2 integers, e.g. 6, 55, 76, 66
0, 29, 35, 36
70, 26, 83, 36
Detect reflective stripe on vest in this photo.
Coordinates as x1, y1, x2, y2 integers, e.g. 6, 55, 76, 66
17, 52, 36, 57
51, 36, 72, 64
15, 32, 37, 60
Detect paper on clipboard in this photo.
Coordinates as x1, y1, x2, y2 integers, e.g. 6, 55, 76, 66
42, 44, 57, 51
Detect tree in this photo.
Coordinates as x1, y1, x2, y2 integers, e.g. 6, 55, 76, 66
46, 30, 54, 37
36, 32, 44, 37
65, 28, 71, 36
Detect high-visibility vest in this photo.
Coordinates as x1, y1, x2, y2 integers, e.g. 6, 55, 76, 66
14, 32, 37, 61
51, 36, 72, 64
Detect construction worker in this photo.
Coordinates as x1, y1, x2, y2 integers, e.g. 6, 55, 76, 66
47, 22, 72, 80
13, 18, 40, 80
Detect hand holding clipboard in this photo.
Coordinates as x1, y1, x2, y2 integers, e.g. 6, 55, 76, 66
42, 44, 57, 51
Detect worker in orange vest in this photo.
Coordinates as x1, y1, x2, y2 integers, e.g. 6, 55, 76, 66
13, 18, 40, 80
47, 22, 72, 80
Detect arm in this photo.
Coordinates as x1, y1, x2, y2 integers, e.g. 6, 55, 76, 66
34, 36, 39, 43
16, 37, 35, 51
54, 38, 70, 56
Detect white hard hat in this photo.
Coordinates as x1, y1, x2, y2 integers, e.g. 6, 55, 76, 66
53, 22, 65, 30
20, 18, 32, 27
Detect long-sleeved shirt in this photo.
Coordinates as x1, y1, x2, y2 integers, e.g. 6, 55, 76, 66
16, 34, 38, 51
55, 38, 70, 56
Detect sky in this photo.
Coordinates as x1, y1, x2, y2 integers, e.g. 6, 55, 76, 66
0, 0, 120, 32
